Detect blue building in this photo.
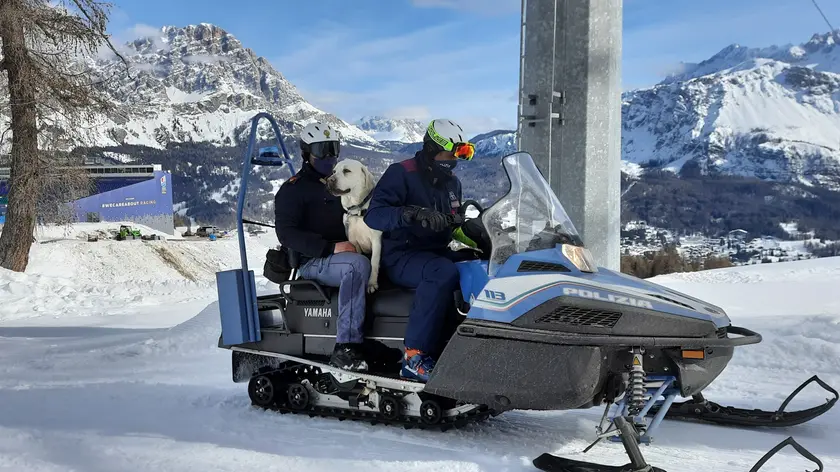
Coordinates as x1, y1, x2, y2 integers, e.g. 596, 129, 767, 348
0, 163, 174, 234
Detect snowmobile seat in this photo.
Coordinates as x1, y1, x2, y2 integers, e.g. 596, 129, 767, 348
282, 275, 415, 319
369, 287, 415, 318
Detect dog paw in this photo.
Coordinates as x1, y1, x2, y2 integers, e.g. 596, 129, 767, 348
367, 281, 378, 294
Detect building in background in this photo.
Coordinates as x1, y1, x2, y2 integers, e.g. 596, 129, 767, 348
0, 162, 174, 234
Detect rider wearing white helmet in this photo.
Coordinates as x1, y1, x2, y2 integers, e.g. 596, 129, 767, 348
274, 121, 371, 372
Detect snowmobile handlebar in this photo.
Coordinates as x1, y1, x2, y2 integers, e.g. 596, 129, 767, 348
419, 212, 465, 229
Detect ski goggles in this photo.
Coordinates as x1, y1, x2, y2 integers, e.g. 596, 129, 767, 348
309, 140, 340, 158
451, 142, 475, 160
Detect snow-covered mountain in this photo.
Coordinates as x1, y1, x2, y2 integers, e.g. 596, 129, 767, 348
470, 130, 516, 158
354, 116, 426, 143
30, 24, 381, 151
622, 31, 840, 190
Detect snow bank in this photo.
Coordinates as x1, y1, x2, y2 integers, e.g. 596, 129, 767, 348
0, 227, 279, 323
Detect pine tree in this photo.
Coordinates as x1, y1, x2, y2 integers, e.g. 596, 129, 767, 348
0, 0, 126, 271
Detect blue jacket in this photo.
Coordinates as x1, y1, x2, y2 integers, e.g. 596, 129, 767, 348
364, 151, 462, 262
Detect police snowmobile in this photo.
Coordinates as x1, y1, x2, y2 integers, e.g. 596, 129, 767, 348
216, 113, 836, 472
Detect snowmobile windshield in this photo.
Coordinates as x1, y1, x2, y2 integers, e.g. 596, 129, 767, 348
481, 152, 585, 276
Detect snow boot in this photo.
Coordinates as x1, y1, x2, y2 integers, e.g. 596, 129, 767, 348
400, 348, 436, 382
330, 343, 368, 372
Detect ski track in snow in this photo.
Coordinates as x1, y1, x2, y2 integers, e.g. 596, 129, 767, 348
0, 229, 838, 472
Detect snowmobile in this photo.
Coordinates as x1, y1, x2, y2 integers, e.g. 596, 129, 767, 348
215, 113, 837, 472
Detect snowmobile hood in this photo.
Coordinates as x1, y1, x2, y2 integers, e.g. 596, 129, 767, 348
468, 265, 731, 329
580, 267, 730, 323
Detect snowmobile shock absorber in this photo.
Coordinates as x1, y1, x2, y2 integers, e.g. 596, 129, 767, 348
627, 347, 646, 417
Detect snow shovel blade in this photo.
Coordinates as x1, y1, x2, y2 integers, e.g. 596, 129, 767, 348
652, 375, 838, 428
533, 454, 667, 472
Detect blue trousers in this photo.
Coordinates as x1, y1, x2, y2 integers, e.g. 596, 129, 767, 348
300, 252, 371, 344
384, 249, 467, 354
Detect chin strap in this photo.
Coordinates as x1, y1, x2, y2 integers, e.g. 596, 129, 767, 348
344, 190, 373, 217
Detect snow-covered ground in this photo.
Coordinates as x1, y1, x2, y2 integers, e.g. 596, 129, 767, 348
0, 229, 837, 471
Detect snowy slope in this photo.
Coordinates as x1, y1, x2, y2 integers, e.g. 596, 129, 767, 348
355, 116, 427, 143
665, 31, 840, 83
0, 234, 838, 470
622, 31, 840, 189
0, 222, 279, 322
471, 130, 517, 158
0, 23, 380, 152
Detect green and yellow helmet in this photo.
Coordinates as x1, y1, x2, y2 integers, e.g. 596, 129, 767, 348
423, 119, 475, 160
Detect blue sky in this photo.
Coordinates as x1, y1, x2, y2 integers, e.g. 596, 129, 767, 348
106, 0, 840, 136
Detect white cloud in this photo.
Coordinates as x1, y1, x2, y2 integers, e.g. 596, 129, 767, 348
127, 23, 170, 52
274, 20, 520, 136
97, 22, 171, 61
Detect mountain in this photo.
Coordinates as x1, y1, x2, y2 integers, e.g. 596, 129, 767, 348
622, 31, 840, 190
471, 130, 517, 158
354, 116, 426, 144
61, 24, 380, 151
9, 22, 839, 240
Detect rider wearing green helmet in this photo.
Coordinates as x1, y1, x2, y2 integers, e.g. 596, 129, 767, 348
363, 118, 478, 382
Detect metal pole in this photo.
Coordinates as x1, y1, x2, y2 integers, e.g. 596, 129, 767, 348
518, 0, 622, 270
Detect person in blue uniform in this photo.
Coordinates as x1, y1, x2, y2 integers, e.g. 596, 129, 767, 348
274, 122, 370, 372
363, 119, 476, 382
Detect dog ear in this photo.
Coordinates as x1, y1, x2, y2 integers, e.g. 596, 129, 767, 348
362, 166, 374, 190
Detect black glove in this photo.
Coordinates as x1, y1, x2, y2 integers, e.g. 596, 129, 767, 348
402, 206, 449, 232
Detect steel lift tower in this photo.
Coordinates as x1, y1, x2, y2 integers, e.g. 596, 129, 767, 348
517, 0, 622, 270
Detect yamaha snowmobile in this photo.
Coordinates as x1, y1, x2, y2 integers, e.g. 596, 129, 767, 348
215, 113, 837, 472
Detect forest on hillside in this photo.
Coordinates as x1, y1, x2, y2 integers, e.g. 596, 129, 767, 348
75, 143, 840, 241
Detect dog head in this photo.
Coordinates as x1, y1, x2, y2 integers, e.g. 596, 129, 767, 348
324, 159, 375, 206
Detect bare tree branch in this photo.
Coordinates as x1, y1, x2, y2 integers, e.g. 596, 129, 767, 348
0, 0, 123, 271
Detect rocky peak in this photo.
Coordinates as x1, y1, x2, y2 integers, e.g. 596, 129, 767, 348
622, 31, 840, 191
64, 23, 379, 149
805, 30, 838, 50
159, 24, 245, 56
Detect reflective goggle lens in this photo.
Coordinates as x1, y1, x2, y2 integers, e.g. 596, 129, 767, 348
309, 141, 340, 158
453, 142, 475, 160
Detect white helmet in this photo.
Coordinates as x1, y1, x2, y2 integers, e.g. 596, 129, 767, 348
299, 122, 340, 158
424, 119, 467, 150
423, 118, 475, 160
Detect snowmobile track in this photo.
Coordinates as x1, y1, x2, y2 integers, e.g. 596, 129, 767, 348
252, 398, 495, 432
248, 362, 495, 432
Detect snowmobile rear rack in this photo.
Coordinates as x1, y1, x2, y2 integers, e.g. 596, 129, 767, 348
650, 375, 838, 428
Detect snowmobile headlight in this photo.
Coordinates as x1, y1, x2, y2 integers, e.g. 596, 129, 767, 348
561, 244, 598, 273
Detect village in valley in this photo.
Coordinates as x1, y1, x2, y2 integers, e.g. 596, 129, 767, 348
621, 220, 840, 266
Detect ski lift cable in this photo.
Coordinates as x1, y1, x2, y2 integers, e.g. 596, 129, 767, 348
810, 0, 836, 33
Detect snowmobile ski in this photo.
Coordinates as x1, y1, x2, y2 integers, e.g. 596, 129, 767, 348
649, 375, 838, 428
748, 436, 822, 472
534, 417, 667, 472
535, 435, 824, 472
